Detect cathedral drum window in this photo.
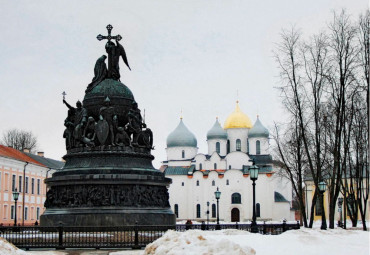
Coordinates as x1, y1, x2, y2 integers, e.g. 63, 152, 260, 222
236, 139, 241, 151
216, 142, 220, 154
256, 140, 261, 155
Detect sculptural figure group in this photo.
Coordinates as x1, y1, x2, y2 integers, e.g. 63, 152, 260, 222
63, 97, 153, 150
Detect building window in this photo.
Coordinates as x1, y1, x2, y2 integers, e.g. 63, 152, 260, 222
199, 163, 202, 170
25, 207, 28, 220
181, 182, 184, 186
212, 180, 215, 186
37, 179, 40, 195
25, 177, 29, 193
214, 163, 217, 170
236, 139, 241, 151
247, 139, 249, 153
212, 204, 216, 218
18, 176, 22, 192
36, 207, 40, 220
196, 180, 199, 186
229, 165, 231, 169
196, 204, 201, 218
5, 173, 9, 191
174, 204, 179, 218
11, 205, 14, 220
226, 179, 229, 185
31, 178, 35, 194
4, 205, 8, 219
256, 203, 260, 217
231, 193, 241, 204
0, 172, 2, 190
182, 150, 185, 159
12, 175, 16, 192
227, 140, 230, 154
216, 142, 220, 154
256, 140, 261, 155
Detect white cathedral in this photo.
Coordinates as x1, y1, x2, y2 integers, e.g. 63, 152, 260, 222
161, 101, 295, 222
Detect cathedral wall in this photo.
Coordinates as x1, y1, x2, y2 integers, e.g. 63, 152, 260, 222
166, 147, 198, 161
225, 152, 251, 170
207, 139, 227, 156
226, 128, 248, 153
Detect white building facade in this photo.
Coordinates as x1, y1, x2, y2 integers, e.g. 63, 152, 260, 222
162, 102, 294, 222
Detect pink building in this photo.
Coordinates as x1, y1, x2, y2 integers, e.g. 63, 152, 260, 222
0, 146, 64, 226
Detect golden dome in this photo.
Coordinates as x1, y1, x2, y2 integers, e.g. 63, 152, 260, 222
224, 101, 253, 129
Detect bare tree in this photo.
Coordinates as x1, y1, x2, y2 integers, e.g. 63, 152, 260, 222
1, 128, 38, 152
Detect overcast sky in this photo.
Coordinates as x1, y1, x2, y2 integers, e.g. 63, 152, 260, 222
0, 0, 367, 168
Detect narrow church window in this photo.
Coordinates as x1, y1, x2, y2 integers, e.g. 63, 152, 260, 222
181, 182, 184, 186
214, 163, 217, 170
226, 179, 229, 185
256, 203, 260, 217
227, 140, 230, 154
196, 180, 199, 186
231, 193, 241, 204
182, 150, 185, 158
175, 204, 179, 218
212, 204, 216, 217
199, 163, 202, 170
216, 142, 220, 154
247, 139, 249, 153
229, 165, 231, 169
196, 204, 201, 218
256, 140, 261, 155
212, 180, 215, 186
236, 139, 241, 151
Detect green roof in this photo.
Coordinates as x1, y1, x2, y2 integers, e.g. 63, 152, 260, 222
274, 192, 289, 202
165, 165, 195, 175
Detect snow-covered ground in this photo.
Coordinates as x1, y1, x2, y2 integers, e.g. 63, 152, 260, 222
0, 225, 369, 255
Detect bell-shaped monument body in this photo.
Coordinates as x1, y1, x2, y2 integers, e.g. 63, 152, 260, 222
41, 25, 175, 227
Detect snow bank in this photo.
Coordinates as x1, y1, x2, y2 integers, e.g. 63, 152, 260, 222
0, 237, 27, 255
143, 230, 255, 255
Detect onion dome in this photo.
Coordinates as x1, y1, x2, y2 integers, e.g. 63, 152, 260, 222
249, 116, 269, 138
207, 118, 227, 140
224, 101, 253, 129
167, 119, 197, 148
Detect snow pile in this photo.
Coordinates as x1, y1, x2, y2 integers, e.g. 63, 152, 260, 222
143, 230, 255, 255
0, 237, 27, 255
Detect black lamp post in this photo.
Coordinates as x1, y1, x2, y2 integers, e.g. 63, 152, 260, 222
318, 181, 327, 230
12, 188, 19, 226
214, 187, 221, 230
206, 201, 210, 229
338, 197, 343, 228
249, 165, 259, 233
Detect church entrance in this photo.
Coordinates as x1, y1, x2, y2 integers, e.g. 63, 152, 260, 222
231, 208, 240, 222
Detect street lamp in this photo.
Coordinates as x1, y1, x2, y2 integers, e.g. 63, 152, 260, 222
214, 187, 221, 230
318, 181, 327, 230
206, 201, 210, 229
249, 164, 259, 233
338, 197, 343, 228
12, 188, 19, 226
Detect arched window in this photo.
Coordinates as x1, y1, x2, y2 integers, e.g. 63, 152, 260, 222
256, 140, 261, 155
227, 140, 230, 154
196, 204, 201, 218
231, 193, 241, 204
216, 142, 220, 154
214, 163, 217, 170
199, 163, 203, 170
212, 204, 216, 218
256, 203, 260, 217
181, 182, 184, 186
175, 204, 179, 218
212, 180, 215, 186
182, 150, 185, 158
229, 165, 231, 169
247, 139, 249, 153
226, 179, 229, 185
196, 180, 199, 186
236, 139, 241, 151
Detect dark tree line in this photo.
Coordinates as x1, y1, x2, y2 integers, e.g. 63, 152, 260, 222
273, 10, 369, 230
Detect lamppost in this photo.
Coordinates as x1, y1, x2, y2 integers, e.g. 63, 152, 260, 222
214, 187, 221, 230
318, 181, 327, 230
206, 201, 210, 229
249, 164, 259, 233
12, 188, 19, 226
338, 197, 343, 228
